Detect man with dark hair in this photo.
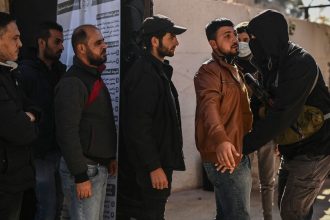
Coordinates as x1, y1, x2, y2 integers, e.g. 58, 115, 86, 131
242, 10, 330, 220
0, 12, 40, 220
235, 21, 276, 220
18, 21, 66, 220
194, 18, 253, 220
54, 24, 117, 220
117, 14, 186, 220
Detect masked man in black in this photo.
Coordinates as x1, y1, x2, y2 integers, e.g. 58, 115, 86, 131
241, 10, 330, 220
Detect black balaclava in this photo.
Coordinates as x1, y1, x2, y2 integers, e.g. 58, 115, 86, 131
247, 10, 289, 72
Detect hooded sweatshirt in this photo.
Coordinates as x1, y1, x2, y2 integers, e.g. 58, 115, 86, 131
243, 10, 330, 158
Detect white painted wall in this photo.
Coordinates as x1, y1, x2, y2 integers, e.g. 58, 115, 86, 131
153, 0, 330, 191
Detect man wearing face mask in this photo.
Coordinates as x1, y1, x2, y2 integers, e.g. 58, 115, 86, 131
235, 21, 276, 220
235, 22, 257, 75
241, 10, 330, 220
194, 18, 253, 220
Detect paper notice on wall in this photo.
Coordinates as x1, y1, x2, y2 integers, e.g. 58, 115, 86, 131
57, 0, 120, 219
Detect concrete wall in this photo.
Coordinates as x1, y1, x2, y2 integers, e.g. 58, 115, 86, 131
153, 0, 330, 191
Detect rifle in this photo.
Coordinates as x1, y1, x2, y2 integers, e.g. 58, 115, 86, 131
243, 72, 305, 141
243, 72, 273, 107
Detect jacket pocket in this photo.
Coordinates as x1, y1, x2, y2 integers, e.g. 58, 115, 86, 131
86, 164, 99, 179
0, 86, 10, 101
87, 122, 116, 158
0, 147, 8, 174
79, 121, 93, 154
5, 147, 30, 174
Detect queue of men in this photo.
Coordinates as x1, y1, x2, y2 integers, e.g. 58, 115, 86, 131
1, 8, 330, 220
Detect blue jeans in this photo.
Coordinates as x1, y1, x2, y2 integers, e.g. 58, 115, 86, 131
34, 151, 62, 220
203, 155, 252, 220
59, 157, 108, 220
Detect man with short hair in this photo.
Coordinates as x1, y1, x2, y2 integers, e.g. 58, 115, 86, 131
235, 21, 276, 220
117, 14, 186, 220
0, 12, 40, 220
194, 18, 253, 220
19, 21, 66, 220
242, 10, 330, 220
54, 24, 117, 220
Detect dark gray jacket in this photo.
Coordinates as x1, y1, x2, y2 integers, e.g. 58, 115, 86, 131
19, 58, 66, 158
55, 57, 117, 183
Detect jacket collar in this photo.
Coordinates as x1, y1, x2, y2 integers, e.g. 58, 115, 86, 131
146, 52, 173, 80
36, 58, 66, 72
212, 52, 238, 72
73, 56, 105, 77
0, 61, 18, 72
211, 52, 244, 86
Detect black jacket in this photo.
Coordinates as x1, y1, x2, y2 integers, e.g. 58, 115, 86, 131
120, 53, 185, 174
55, 57, 117, 183
0, 62, 39, 193
19, 58, 66, 158
243, 10, 330, 158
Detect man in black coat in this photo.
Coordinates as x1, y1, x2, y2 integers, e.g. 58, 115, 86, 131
241, 10, 330, 220
117, 14, 186, 220
0, 12, 40, 220
19, 21, 66, 220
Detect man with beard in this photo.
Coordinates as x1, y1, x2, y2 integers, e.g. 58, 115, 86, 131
0, 12, 40, 220
19, 21, 66, 220
242, 10, 330, 220
54, 25, 117, 220
194, 18, 252, 220
117, 15, 186, 220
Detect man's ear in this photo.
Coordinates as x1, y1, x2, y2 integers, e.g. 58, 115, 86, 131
151, 36, 159, 48
38, 38, 46, 50
209, 40, 217, 50
76, 43, 86, 54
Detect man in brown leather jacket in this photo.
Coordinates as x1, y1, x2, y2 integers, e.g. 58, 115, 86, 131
194, 18, 252, 220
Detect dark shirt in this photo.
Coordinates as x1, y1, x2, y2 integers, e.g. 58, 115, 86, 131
19, 58, 66, 158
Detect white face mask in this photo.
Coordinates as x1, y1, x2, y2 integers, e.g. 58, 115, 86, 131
238, 42, 251, 58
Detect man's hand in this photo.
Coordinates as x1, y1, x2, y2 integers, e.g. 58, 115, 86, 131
108, 159, 117, 176
76, 180, 92, 200
214, 163, 235, 174
25, 112, 36, 122
150, 168, 168, 190
215, 141, 240, 169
